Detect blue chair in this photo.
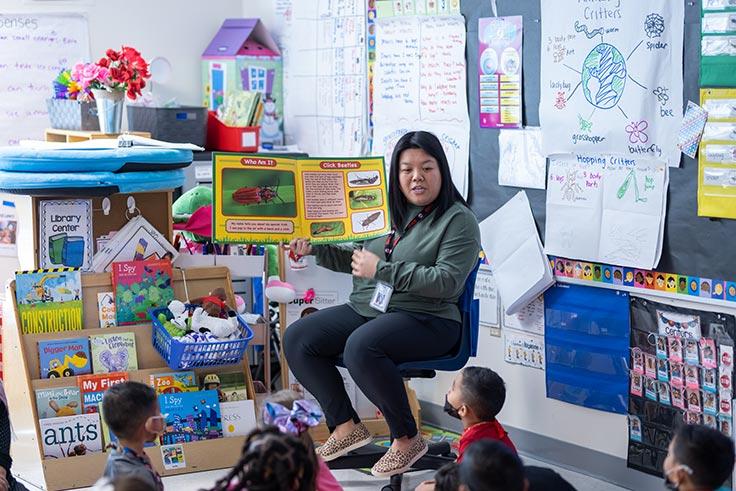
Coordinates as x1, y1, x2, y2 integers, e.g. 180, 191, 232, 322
328, 260, 481, 491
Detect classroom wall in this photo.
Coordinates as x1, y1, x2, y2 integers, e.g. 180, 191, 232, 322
1, 0, 243, 106
412, 291, 736, 460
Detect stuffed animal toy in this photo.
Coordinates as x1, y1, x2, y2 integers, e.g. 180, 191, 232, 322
190, 307, 239, 339
172, 185, 213, 243
190, 287, 230, 317
265, 276, 297, 303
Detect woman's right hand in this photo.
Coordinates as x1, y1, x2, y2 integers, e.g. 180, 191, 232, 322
289, 237, 314, 257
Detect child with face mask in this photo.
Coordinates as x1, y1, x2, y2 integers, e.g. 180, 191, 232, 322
663, 424, 734, 491
416, 367, 516, 491
101, 382, 166, 490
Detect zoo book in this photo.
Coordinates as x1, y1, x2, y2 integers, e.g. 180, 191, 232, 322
14, 268, 83, 335
212, 153, 391, 244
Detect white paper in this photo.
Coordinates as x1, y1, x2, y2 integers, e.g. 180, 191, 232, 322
38, 199, 93, 271
504, 329, 545, 370
0, 14, 90, 146
480, 191, 554, 315
283, 0, 368, 156
502, 295, 545, 336
474, 265, 500, 328
539, 1, 684, 167
498, 128, 547, 189
544, 154, 668, 269
372, 16, 470, 198
91, 215, 178, 272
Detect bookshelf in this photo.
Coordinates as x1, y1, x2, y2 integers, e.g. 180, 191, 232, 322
11, 266, 260, 490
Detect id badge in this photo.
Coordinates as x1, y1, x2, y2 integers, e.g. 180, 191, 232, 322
370, 282, 393, 313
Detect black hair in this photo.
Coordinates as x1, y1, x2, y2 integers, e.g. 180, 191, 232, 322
435, 462, 460, 491
671, 424, 735, 489
101, 476, 157, 491
101, 381, 157, 440
388, 131, 467, 229
461, 366, 506, 421
209, 426, 315, 491
458, 440, 525, 491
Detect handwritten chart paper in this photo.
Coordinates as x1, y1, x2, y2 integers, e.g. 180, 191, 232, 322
539, 1, 684, 167
0, 14, 89, 146
284, 0, 368, 156
544, 154, 669, 269
474, 265, 500, 329
372, 16, 470, 198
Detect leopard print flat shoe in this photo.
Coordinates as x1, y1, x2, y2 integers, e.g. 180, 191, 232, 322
370, 436, 428, 477
316, 422, 373, 462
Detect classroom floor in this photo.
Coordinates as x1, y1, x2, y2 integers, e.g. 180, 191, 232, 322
11, 424, 632, 491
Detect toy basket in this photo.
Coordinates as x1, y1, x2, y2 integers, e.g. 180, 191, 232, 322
149, 306, 254, 370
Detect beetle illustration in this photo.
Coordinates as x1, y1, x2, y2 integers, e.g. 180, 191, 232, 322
360, 211, 382, 228
232, 180, 285, 205
349, 191, 377, 203
312, 223, 338, 236
349, 174, 380, 186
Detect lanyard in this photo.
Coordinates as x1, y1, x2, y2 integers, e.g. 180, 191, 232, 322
384, 204, 434, 260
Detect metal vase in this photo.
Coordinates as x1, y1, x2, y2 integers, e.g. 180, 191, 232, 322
91, 88, 125, 134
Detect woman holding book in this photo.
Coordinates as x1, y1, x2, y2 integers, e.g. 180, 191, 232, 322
285, 131, 481, 478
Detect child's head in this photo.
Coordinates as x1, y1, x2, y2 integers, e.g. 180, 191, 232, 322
445, 366, 506, 426
92, 476, 157, 491
458, 440, 527, 491
210, 427, 315, 491
102, 382, 163, 444
664, 424, 735, 491
434, 462, 460, 491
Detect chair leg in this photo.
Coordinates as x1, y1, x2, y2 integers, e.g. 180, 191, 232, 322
380, 473, 403, 491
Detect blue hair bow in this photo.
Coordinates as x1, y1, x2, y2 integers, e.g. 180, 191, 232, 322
263, 399, 323, 435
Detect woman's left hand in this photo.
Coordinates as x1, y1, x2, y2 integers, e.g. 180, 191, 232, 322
351, 249, 380, 279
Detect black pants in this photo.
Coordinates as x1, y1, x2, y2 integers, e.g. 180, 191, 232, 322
283, 304, 461, 439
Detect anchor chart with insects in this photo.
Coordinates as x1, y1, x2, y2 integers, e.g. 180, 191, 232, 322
540, 0, 684, 167
545, 154, 668, 270
213, 154, 390, 244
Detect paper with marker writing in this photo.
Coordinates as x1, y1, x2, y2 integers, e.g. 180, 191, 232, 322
480, 191, 554, 316
372, 15, 470, 198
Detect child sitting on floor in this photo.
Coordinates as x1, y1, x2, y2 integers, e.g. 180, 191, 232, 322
262, 390, 343, 491
416, 366, 515, 491
101, 382, 165, 491
209, 427, 315, 491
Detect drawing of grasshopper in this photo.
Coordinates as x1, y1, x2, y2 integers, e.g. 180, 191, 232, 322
349, 174, 379, 185
360, 211, 382, 228
349, 191, 377, 203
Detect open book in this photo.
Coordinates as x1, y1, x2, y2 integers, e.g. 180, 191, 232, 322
212, 154, 390, 244
480, 191, 554, 316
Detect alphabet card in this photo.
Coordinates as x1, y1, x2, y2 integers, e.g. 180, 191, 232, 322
38, 199, 93, 270
39, 413, 102, 458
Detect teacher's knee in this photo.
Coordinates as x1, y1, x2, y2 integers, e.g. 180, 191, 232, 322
283, 321, 306, 362
342, 335, 375, 373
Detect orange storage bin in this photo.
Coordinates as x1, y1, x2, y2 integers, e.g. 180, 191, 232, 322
206, 111, 260, 152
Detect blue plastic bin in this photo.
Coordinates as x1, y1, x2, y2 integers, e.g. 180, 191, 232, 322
149, 306, 254, 370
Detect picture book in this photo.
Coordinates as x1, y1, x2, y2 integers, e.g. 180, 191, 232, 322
221, 400, 256, 437
38, 199, 93, 270
150, 371, 198, 395
112, 259, 174, 326
90, 333, 138, 373
34, 387, 82, 419
77, 372, 129, 413
91, 215, 179, 272
39, 413, 102, 458
97, 292, 117, 328
38, 338, 91, 379
213, 154, 390, 244
201, 371, 247, 402
15, 268, 83, 335
158, 390, 223, 445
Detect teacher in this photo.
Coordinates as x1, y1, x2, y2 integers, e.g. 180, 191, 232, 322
284, 130, 481, 478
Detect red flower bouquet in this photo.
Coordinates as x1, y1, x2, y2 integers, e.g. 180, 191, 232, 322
72, 46, 150, 100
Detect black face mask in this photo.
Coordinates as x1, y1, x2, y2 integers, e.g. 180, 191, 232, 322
444, 394, 461, 420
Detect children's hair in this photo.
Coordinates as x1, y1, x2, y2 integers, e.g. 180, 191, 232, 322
101, 381, 157, 440
263, 390, 319, 486
434, 462, 460, 491
458, 440, 525, 491
93, 476, 157, 491
671, 424, 735, 489
209, 426, 315, 491
460, 366, 506, 421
